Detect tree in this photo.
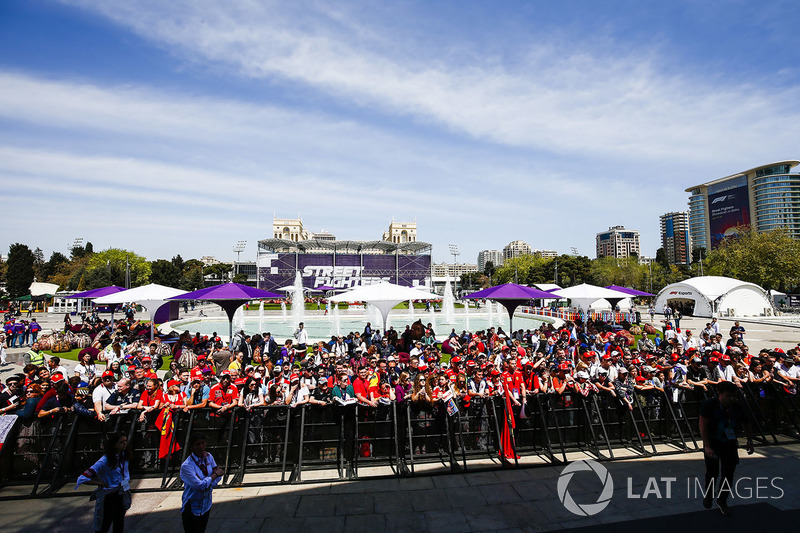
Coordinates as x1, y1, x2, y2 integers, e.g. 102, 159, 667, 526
232, 273, 249, 284
6, 243, 35, 298
705, 228, 800, 291
655, 248, 669, 269
85, 249, 150, 289
204, 263, 232, 283
182, 264, 205, 290
691, 247, 707, 264
38, 251, 70, 285
150, 259, 182, 287
493, 255, 547, 284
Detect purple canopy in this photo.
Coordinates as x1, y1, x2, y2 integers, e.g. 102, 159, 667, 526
64, 285, 127, 299
463, 283, 561, 330
169, 283, 283, 342
605, 285, 655, 297
311, 285, 337, 292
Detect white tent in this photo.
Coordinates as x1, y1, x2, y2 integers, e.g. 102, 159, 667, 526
654, 276, 773, 318
551, 283, 632, 311
329, 281, 440, 332
534, 283, 562, 292
94, 283, 186, 339
29, 282, 60, 296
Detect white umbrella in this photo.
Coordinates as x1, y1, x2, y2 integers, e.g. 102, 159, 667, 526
552, 283, 632, 312
329, 281, 440, 332
94, 283, 186, 339
274, 286, 311, 293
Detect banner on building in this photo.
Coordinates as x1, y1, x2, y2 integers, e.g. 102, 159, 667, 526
708, 176, 750, 249
257, 253, 431, 290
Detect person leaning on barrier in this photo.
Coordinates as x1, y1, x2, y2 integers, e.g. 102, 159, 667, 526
105, 379, 141, 416
136, 378, 163, 423
699, 380, 754, 517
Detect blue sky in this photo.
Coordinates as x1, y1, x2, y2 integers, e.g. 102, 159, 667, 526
2, 0, 799, 266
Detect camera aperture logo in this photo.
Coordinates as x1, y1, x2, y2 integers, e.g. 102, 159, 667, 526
557, 459, 614, 517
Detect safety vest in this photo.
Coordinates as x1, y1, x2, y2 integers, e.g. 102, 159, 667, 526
27, 350, 45, 367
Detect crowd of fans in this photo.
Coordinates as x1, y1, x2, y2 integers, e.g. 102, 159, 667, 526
1, 311, 799, 459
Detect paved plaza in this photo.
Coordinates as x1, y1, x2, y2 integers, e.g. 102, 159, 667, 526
0, 442, 798, 532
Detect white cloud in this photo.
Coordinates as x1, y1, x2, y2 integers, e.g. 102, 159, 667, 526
61, 0, 800, 165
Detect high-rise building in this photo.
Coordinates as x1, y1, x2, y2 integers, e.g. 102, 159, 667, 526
660, 212, 691, 265
686, 160, 800, 250
477, 250, 503, 271
533, 249, 558, 259
596, 226, 640, 259
503, 240, 531, 260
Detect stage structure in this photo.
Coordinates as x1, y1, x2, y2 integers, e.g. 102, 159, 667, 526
257, 238, 432, 292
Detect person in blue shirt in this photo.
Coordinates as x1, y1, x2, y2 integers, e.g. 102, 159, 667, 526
180, 432, 224, 532
76, 432, 131, 533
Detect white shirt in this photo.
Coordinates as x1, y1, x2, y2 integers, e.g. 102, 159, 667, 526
295, 328, 309, 345
92, 384, 115, 409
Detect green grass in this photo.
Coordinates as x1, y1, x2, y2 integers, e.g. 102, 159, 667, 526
42, 348, 173, 371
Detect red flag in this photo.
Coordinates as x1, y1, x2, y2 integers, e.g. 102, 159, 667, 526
499, 385, 518, 461
155, 407, 180, 459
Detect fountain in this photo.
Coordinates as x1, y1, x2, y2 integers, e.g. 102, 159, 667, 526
495, 302, 505, 328
280, 301, 287, 323
258, 300, 265, 332
463, 299, 470, 331
290, 271, 305, 328
233, 304, 245, 333
326, 300, 332, 322
409, 299, 415, 321
442, 280, 455, 324
487, 299, 493, 329
428, 302, 436, 332
332, 303, 341, 336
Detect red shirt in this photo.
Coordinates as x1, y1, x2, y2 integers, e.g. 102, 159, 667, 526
140, 389, 163, 407
352, 377, 370, 400
209, 383, 239, 406
503, 370, 524, 400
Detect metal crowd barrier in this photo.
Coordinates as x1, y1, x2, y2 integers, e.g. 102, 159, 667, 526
1, 384, 799, 496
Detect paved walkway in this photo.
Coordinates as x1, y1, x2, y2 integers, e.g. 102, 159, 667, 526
1, 442, 798, 532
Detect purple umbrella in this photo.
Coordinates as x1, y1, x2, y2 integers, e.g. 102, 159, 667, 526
463, 283, 561, 331
605, 285, 655, 297
64, 285, 127, 299
65, 285, 127, 328
169, 283, 283, 342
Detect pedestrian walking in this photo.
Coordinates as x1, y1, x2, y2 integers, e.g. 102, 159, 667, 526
180, 433, 224, 532
75, 432, 132, 533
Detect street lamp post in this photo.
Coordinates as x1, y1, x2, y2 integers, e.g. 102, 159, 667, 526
448, 244, 460, 294
233, 240, 247, 281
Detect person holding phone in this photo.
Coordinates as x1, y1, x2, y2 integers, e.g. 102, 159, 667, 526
180, 433, 225, 532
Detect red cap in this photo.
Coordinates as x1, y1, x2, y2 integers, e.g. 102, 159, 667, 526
721, 355, 731, 361
220, 370, 231, 376
601, 354, 610, 361
167, 379, 181, 389
558, 362, 570, 371
490, 369, 501, 377
466, 360, 476, 367
631, 358, 642, 365
234, 378, 247, 387
451, 356, 461, 364
197, 354, 207, 360
102, 370, 115, 378
418, 364, 428, 371
141, 356, 152, 362
290, 373, 299, 382
709, 357, 719, 363
775, 348, 785, 354
51, 372, 65, 383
